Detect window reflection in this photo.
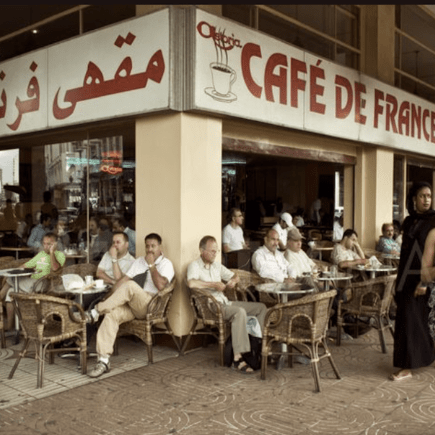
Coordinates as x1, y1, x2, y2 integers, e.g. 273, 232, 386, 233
0, 135, 135, 263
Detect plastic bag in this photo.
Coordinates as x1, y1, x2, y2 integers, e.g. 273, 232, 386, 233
61, 274, 84, 290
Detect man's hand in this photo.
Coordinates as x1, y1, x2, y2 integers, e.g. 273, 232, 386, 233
214, 282, 226, 292
109, 245, 118, 259
284, 277, 296, 284
145, 252, 156, 266
356, 258, 367, 265
225, 279, 237, 289
49, 242, 57, 255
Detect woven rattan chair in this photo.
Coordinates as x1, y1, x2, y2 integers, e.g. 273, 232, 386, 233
8, 292, 87, 388
336, 274, 397, 353
115, 279, 179, 363
261, 289, 340, 393
180, 287, 231, 366
227, 269, 266, 302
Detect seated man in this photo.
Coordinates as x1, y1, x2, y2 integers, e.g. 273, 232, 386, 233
187, 235, 267, 373
331, 228, 367, 270
0, 232, 65, 331
112, 217, 136, 256
27, 213, 52, 252
271, 212, 294, 251
376, 223, 401, 256
251, 228, 294, 283
96, 232, 136, 286
85, 233, 174, 378
284, 228, 318, 278
222, 207, 249, 253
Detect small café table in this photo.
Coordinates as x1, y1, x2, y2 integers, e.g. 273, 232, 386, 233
61, 283, 110, 308
352, 264, 397, 280
315, 271, 353, 291
309, 244, 334, 262
0, 267, 35, 343
1, 246, 33, 260
255, 282, 316, 370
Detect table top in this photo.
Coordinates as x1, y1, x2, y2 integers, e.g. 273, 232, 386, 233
255, 282, 315, 295
0, 267, 34, 277
381, 253, 400, 260
353, 264, 397, 273
63, 284, 109, 295
310, 246, 334, 251
316, 272, 353, 281
1, 246, 32, 252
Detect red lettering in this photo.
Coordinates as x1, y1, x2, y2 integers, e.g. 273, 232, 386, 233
431, 111, 435, 143
423, 109, 431, 141
373, 89, 384, 129
291, 58, 306, 108
309, 63, 325, 114
411, 104, 421, 139
241, 43, 262, 98
398, 101, 410, 136
354, 82, 366, 125
385, 94, 398, 133
264, 53, 287, 104
335, 75, 352, 119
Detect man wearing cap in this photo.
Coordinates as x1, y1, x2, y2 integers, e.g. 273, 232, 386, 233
252, 228, 294, 283
272, 212, 294, 251
284, 228, 318, 279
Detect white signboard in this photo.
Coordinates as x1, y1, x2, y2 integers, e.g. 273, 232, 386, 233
194, 9, 435, 157
0, 9, 170, 137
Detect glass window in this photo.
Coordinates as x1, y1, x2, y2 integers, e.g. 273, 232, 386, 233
393, 156, 404, 223
0, 127, 135, 264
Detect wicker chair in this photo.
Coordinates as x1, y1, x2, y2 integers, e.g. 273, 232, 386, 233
115, 279, 178, 363
180, 287, 231, 366
227, 269, 266, 302
8, 292, 87, 388
336, 274, 397, 353
260, 289, 340, 393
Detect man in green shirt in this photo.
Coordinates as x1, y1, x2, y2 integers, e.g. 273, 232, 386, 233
0, 232, 65, 331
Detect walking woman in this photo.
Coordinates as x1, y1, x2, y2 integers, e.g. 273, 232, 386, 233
392, 181, 435, 381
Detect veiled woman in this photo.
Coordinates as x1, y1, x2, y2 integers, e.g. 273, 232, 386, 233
392, 181, 435, 381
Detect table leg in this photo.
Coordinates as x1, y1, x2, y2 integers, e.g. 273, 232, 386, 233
319, 251, 323, 261
13, 276, 20, 344
276, 293, 288, 371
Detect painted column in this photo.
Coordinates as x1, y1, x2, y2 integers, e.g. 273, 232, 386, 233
136, 112, 222, 336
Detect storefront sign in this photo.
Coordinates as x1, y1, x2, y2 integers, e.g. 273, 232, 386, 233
0, 9, 169, 137
194, 10, 435, 156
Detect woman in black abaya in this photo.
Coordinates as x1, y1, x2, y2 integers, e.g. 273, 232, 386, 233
392, 181, 435, 381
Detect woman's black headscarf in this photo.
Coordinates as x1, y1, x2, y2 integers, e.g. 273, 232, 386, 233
406, 181, 433, 216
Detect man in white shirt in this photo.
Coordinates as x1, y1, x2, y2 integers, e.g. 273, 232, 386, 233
271, 212, 294, 251
86, 233, 174, 378
331, 229, 366, 269
96, 232, 136, 286
284, 228, 317, 279
112, 218, 136, 257
252, 228, 294, 283
187, 235, 267, 373
222, 207, 248, 253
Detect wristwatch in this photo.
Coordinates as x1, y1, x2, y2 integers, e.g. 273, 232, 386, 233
111, 258, 118, 263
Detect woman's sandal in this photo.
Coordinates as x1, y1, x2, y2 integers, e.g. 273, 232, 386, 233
389, 370, 412, 381
232, 358, 254, 374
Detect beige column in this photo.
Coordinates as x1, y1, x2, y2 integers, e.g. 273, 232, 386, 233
136, 113, 222, 336
354, 147, 394, 249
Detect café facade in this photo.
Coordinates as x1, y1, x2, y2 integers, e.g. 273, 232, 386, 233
1, 5, 435, 335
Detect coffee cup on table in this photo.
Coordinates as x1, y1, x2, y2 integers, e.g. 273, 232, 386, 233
85, 276, 93, 286
94, 279, 105, 288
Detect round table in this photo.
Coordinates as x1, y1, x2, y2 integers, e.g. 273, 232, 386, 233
352, 264, 397, 280
1, 246, 33, 260
315, 271, 353, 291
0, 267, 35, 343
309, 246, 334, 262
61, 284, 110, 307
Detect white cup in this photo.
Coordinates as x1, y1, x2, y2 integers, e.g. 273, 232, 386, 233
85, 276, 93, 286
210, 62, 236, 96
94, 279, 104, 288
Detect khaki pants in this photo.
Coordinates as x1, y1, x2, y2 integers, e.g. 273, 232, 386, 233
222, 301, 267, 355
95, 280, 152, 358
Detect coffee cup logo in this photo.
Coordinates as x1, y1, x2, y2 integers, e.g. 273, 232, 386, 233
205, 62, 237, 103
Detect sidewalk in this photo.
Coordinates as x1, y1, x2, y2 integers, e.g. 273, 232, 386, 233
1, 328, 435, 435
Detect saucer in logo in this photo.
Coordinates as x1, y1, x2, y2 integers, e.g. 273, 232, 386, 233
205, 87, 237, 103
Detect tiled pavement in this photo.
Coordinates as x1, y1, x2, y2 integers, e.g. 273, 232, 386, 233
1, 328, 435, 435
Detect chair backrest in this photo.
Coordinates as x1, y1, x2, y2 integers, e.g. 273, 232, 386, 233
263, 290, 337, 342
228, 269, 266, 301
10, 292, 85, 340
146, 278, 176, 322
348, 274, 397, 312
188, 287, 224, 325
62, 263, 97, 278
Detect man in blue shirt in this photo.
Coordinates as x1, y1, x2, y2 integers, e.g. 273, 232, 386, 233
27, 213, 52, 253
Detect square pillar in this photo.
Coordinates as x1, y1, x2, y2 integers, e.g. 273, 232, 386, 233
136, 113, 222, 336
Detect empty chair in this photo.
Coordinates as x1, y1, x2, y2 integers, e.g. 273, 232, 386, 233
336, 274, 397, 353
8, 292, 87, 388
261, 289, 340, 392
